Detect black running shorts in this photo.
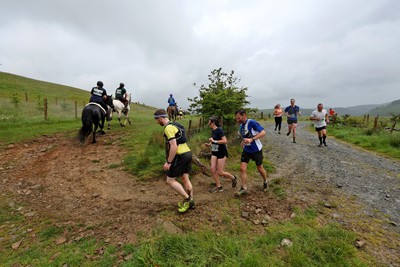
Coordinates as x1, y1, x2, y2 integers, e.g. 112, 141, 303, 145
167, 151, 192, 178
241, 150, 263, 166
315, 126, 327, 132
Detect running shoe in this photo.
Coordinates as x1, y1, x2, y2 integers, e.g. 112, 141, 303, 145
178, 198, 195, 212
210, 186, 223, 193
263, 181, 269, 192
287, 131, 291, 136
235, 187, 248, 196
232, 175, 238, 188
318, 144, 323, 147
323, 142, 327, 147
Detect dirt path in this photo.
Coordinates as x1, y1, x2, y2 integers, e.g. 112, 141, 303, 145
0, 123, 399, 265
0, 131, 297, 244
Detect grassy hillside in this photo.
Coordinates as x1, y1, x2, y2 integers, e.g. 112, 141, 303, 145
368, 99, 400, 116
0, 71, 88, 101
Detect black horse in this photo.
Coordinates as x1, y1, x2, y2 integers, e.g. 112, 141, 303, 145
78, 96, 112, 144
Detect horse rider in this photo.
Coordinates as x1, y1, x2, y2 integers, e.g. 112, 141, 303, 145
90, 81, 109, 113
168, 94, 176, 107
115, 82, 129, 111
179, 107, 184, 119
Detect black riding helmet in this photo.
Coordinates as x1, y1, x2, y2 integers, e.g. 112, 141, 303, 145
120, 82, 124, 88
97, 81, 103, 87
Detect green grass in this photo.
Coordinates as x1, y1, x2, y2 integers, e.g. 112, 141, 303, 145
0, 71, 88, 101
117, 207, 371, 267
328, 124, 400, 159
0, 201, 374, 267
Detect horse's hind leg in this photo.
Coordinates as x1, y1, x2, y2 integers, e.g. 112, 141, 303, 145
92, 124, 98, 143
118, 112, 124, 127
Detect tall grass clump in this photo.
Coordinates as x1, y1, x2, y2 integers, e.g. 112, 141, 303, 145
127, 130, 166, 180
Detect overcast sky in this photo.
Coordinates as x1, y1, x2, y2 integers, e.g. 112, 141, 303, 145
1, 0, 399, 109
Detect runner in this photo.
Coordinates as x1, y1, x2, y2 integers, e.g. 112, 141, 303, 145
284, 98, 301, 143
235, 109, 269, 196
273, 104, 283, 134
310, 103, 329, 147
204, 116, 238, 193
154, 109, 194, 212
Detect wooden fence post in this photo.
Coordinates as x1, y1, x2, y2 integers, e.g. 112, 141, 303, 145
261, 112, 263, 119
44, 98, 48, 120
25, 93, 28, 102
373, 115, 379, 131
55, 97, 58, 106
75, 101, 78, 119
188, 119, 192, 137
366, 114, 370, 126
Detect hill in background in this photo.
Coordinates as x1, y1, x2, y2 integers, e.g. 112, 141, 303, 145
0, 71, 89, 102
260, 100, 399, 117
1, 71, 399, 116
368, 99, 400, 116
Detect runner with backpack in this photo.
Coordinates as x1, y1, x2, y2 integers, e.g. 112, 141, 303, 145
154, 109, 195, 213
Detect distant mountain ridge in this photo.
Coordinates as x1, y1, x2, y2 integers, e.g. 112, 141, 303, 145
368, 99, 400, 116
260, 100, 399, 116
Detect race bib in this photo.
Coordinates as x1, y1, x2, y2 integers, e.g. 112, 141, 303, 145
211, 143, 219, 152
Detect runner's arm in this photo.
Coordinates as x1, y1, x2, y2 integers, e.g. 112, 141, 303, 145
167, 138, 178, 163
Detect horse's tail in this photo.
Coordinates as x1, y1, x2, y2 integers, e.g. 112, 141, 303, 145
78, 107, 93, 143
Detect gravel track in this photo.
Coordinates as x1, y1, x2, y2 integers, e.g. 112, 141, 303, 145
264, 121, 400, 225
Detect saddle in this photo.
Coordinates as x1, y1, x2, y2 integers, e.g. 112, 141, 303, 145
86, 102, 106, 115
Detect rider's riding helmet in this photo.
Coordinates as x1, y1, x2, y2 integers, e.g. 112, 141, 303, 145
120, 83, 124, 88
170, 94, 173, 96
97, 81, 103, 87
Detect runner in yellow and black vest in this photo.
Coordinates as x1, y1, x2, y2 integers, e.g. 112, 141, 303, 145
153, 109, 195, 213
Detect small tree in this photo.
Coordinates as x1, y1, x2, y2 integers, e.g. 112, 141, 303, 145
188, 68, 249, 126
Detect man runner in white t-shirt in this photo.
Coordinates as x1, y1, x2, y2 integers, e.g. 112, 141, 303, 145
310, 103, 329, 147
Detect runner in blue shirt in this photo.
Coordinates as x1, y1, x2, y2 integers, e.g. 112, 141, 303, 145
235, 109, 269, 196
284, 98, 301, 143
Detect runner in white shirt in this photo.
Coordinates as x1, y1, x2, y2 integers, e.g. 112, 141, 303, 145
310, 103, 329, 147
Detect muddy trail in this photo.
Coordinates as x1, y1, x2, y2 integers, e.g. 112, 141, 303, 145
0, 122, 399, 266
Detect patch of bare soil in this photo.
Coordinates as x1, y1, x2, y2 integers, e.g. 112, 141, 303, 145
0, 131, 298, 246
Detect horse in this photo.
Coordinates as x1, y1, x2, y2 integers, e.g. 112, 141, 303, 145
167, 105, 178, 121
107, 93, 131, 129
79, 96, 112, 144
